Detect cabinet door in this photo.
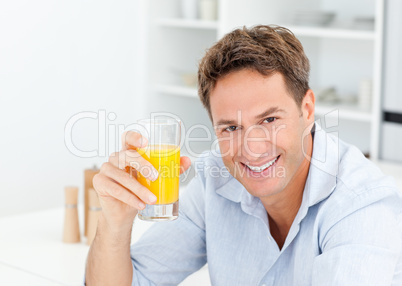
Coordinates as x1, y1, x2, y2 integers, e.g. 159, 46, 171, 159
381, 0, 402, 162
381, 122, 402, 162
383, 0, 402, 113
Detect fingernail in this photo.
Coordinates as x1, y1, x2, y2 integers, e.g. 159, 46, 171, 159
148, 194, 157, 204
138, 202, 146, 209
140, 137, 148, 147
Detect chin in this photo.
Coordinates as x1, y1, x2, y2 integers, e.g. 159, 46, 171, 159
239, 175, 285, 198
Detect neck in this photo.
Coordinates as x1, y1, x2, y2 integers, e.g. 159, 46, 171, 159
261, 132, 313, 249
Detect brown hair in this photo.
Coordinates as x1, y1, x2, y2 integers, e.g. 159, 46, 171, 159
198, 25, 310, 121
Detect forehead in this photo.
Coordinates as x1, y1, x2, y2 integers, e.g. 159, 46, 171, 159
209, 70, 295, 123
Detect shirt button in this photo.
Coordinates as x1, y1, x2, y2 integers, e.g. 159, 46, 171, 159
261, 284, 267, 286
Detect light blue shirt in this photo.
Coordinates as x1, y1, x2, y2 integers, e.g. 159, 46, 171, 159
130, 125, 402, 285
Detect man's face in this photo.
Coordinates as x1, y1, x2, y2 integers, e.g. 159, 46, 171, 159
210, 69, 314, 199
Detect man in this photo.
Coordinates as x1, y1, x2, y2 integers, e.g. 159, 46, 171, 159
85, 25, 402, 285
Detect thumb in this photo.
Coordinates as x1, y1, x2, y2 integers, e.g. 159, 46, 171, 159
179, 156, 192, 174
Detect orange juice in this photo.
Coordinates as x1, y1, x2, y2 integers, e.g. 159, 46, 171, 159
137, 144, 180, 205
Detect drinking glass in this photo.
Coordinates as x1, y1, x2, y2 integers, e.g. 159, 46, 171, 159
136, 118, 181, 221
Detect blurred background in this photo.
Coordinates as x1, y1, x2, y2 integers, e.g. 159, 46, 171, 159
0, 0, 401, 285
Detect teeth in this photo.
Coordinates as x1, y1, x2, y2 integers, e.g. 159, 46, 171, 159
246, 157, 278, 172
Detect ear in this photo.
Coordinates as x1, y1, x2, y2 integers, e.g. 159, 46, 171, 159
301, 89, 315, 124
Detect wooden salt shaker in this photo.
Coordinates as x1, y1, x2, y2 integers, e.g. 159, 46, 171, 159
63, 186, 81, 243
84, 166, 99, 237
86, 188, 102, 245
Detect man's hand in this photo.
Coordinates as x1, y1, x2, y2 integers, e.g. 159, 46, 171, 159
93, 130, 191, 230
86, 130, 191, 286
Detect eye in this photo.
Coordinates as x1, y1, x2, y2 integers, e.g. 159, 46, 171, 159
263, 117, 276, 123
225, 126, 238, 132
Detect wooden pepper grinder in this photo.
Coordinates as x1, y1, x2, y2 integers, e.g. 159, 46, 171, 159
86, 188, 102, 245
63, 186, 81, 243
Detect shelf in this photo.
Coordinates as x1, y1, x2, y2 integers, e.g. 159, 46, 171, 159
284, 25, 376, 40
156, 85, 373, 122
315, 102, 373, 122
149, 0, 384, 159
156, 18, 219, 30
155, 84, 198, 98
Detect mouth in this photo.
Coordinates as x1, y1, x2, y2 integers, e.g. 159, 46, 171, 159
242, 155, 280, 174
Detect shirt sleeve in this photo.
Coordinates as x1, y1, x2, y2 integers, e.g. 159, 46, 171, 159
312, 186, 402, 286
130, 172, 207, 286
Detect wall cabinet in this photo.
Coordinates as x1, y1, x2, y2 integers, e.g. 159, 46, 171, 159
145, 0, 384, 160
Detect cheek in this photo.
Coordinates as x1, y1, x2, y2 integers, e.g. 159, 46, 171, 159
221, 155, 234, 171
218, 139, 230, 153
284, 136, 306, 165
270, 124, 289, 146
217, 134, 239, 157
271, 125, 302, 154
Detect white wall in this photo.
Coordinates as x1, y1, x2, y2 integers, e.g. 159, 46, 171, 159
0, 0, 148, 216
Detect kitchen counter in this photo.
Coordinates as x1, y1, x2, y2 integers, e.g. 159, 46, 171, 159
0, 207, 210, 286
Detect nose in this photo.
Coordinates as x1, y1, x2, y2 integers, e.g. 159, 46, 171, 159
240, 125, 272, 158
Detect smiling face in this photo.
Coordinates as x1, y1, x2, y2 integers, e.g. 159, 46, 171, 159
210, 69, 315, 199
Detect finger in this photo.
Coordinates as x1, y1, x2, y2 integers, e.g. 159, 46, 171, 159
93, 173, 147, 209
180, 156, 192, 175
99, 163, 157, 205
121, 131, 148, 150
109, 150, 158, 181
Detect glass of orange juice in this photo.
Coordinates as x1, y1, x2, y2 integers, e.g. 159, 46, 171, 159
136, 118, 181, 221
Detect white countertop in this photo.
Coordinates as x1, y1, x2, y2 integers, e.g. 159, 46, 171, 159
0, 207, 210, 286
0, 207, 89, 286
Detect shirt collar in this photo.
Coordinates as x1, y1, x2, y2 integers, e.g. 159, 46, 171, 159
305, 122, 338, 207
215, 169, 261, 217
291, 122, 338, 227
215, 122, 338, 215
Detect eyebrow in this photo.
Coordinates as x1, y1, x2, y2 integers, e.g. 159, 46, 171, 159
214, 106, 285, 127
254, 106, 285, 120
